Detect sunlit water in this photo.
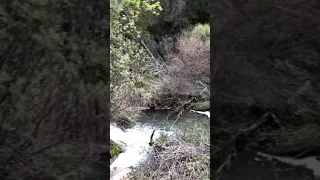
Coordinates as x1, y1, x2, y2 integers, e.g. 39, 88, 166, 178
110, 110, 210, 180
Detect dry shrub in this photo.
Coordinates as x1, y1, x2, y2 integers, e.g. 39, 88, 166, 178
130, 131, 210, 180
153, 24, 210, 106
172, 32, 210, 84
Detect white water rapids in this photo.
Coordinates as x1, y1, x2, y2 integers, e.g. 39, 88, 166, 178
110, 124, 173, 180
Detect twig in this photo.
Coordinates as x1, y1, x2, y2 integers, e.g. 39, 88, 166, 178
149, 129, 156, 146
169, 108, 184, 131
241, 113, 269, 133
215, 155, 231, 175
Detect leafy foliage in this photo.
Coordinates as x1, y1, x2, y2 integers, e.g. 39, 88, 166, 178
110, 0, 162, 117
188, 23, 210, 41
130, 0, 210, 59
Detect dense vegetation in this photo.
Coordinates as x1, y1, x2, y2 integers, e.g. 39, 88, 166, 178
0, 0, 209, 179
4, 0, 319, 179
211, 0, 320, 179
110, 0, 210, 120
0, 0, 109, 179
110, 0, 210, 179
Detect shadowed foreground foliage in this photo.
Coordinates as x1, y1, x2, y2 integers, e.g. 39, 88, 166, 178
0, 0, 109, 179
211, 0, 320, 178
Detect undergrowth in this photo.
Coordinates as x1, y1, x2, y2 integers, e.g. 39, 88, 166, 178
265, 123, 320, 157
129, 120, 210, 179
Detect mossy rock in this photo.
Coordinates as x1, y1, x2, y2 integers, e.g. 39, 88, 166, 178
116, 116, 135, 129
110, 140, 123, 158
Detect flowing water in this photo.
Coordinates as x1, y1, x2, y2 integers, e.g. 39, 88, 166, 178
110, 109, 210, 180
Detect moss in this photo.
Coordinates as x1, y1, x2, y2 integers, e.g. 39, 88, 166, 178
110, 140, 123, 158
116, 116, 135, 129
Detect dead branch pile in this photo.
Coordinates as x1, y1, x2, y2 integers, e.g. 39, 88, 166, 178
212, 113, 283, 179
131, 131, 210, 180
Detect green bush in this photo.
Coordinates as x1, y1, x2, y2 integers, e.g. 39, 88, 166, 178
190, 24, 210, 40
110, 0, 162, 117
111, 140, 123, 158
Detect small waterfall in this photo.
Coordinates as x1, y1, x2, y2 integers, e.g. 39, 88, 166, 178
110, 110, 209, 179
190, 110, 210, 118
110, 124, 172, 180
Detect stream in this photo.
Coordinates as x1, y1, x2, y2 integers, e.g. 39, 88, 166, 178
110, 109, 210, 180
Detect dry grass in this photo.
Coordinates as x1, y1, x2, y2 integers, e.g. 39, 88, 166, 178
150, 24, 210, 109
161, 29, 210, 95
129, 122, 210, 180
